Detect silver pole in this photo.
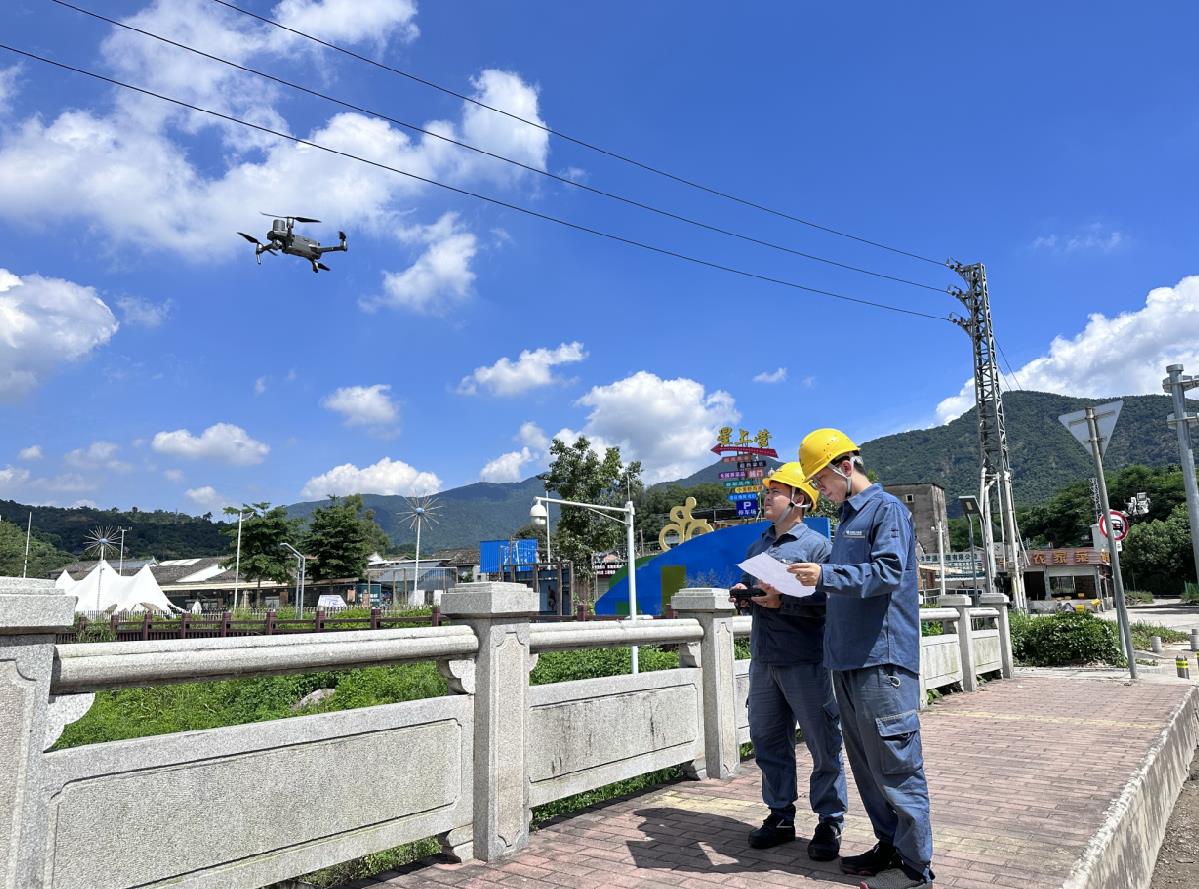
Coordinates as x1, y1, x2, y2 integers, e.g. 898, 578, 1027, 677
233, 511, 244, 610
1086, 406, 1136, 679
118, 528, 126, 575
22, 512, 32, 579
626, 500, 639, 675
414, 516, 422, 606
934, 522, 947, 599
1165, 364, 1199, 587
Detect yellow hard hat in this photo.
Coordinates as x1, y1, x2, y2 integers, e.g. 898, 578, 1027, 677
799, 428, 860, 481
761, 461, 819, 509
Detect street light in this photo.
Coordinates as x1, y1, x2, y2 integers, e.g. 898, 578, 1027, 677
280, 542, 306, 619
531, 495, 640, 673
958, 495, 982, 596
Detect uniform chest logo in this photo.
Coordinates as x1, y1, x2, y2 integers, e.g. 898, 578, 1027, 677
842, 530, 865, 539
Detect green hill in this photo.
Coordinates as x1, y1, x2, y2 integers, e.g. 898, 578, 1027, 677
860, 390, 1196, 511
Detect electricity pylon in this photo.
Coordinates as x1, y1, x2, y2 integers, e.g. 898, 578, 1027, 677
948, 261, 1028, 612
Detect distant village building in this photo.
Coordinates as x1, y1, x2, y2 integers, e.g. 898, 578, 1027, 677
884, 482, 948, 558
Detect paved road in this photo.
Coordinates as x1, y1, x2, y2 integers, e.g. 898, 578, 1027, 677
363, 674, 1195, 889
1103, 598, 1199, 634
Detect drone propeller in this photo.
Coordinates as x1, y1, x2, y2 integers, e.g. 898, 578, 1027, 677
237, 231, 263, 245
259, 212, 321, 223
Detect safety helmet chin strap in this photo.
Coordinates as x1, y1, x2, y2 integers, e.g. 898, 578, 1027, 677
829, 457, 854, 498
775, 488, 809, 528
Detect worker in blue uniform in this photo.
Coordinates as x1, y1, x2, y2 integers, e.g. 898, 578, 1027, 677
789, 429, 935, 889
730, 461, 847, 861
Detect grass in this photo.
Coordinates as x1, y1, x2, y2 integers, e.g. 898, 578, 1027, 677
1129, 621, 1190, 651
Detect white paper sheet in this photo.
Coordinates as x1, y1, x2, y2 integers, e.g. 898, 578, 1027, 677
736, 553, 817, 599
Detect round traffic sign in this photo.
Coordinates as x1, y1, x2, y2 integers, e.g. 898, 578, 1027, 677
1099, 509, 1128, 542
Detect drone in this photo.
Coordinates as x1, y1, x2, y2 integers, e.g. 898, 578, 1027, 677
238, 213, 348, 273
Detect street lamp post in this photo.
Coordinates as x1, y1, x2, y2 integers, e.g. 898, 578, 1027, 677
233, 510, 246, 610
959, 495, 986, 597
531, 495, 640, 673
280, 542, 306, 620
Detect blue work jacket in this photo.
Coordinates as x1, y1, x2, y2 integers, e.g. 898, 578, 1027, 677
817, 484, 920, 673
739, 521, 832, 665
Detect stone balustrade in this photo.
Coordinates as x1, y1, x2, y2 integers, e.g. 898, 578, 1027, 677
0, 580, 1011, 889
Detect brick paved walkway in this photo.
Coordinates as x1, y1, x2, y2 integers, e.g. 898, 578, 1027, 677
364, 675, 1195, 889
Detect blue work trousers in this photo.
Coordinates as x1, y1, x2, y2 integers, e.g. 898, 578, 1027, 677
833, 665, 933, 879
747, 659, 847, 824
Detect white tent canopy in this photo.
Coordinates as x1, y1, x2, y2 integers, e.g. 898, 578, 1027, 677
61, 560, 176, 614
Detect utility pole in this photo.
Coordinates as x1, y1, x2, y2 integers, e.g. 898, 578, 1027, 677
1163, 364, 1199, 584
949, 261, 1028, 611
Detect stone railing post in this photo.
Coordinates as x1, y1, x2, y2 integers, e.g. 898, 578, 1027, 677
979, 592, 1014, 678
440, 581, 539, 862
0, 578, 77, 889
670, 587, 740, 781
940, 594, 977, 692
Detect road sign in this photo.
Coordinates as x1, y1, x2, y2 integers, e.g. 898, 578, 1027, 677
1099, 509, 1129, 542
735, 500, 757, 517
1059, 400, 1123, 457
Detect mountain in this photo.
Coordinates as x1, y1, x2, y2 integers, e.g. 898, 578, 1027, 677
860, 390, 1196, 512
284, 477, 548, 552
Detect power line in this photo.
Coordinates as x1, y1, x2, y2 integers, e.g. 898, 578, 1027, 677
52, 0, 951, 295
996, 339, 1024, 390
209, 0, 950, 268
0, 41, 951, 323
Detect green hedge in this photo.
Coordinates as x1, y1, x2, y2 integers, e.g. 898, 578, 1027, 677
1009, 611, 1124, 667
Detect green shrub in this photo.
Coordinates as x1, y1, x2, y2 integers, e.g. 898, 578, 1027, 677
73, 615, 116, 644
530, 646, 680, 684
1183, 582, 1199, 605
1009, 611, 1124, 666
1123, 589, 1155, 605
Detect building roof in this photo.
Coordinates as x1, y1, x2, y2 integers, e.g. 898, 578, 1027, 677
429, 547, 479, 566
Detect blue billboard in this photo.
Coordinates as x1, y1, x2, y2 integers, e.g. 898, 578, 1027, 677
479, 538, 539, 574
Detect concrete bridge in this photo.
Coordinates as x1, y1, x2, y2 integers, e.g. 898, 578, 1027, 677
1, 578, 1194, 889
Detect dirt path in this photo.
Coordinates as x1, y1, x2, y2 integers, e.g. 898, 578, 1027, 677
1151, 744, 1199, 887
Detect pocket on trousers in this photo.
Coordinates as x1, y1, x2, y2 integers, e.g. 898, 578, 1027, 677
875, 709, 922, 776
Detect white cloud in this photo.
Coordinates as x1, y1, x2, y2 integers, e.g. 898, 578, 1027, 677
937, 275, 1199, 423
321, 383, 399, 427
458, 342, 587, 396
1031, 223, 1125, 254
70, 499, 99, 509
274, 0, 419, 46
254, 376, 267, 396
570, 371, 740, 483
0, 0, 543, 266
117, 296, 172, 328
164, 468, 184, 482
18, 445, 42, 461
453, 70, 549, 184
0, 466, 31, 492
152, 422, 270, 465
0, 268, 119, 400
753, 367, 787, 384
37, 474, 96, 494
65, 441, 133, 472
479, 447, 536, 483
364, 213, 478, 314
300, 456, 440, 498
186, 485, 232, 513
0, 65, 20, 116
518, 421, 549, 450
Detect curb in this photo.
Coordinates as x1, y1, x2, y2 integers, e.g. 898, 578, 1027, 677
1062, 684, 1199, 889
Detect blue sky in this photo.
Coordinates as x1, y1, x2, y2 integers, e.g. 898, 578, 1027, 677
1, 0, 1197, 514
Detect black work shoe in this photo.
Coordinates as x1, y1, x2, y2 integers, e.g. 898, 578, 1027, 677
840, 840, 900, 876
807, 820, 842, 861
858, 864, 934, 889
748, 812, 795, 849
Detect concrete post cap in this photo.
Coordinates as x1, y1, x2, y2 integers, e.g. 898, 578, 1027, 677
441, 582, 540, 617
0, 578, 77, 634
670, 588, 737, 612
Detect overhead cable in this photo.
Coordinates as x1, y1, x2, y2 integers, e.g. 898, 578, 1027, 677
208, 0, 950, 268
0, 43, 950, 322
52, 0, 950, 295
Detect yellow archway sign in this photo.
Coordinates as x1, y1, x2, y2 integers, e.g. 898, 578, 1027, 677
658, 497, 714, 550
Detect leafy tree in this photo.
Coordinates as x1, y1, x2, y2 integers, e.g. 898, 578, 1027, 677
541, 436, 643, 585
1122, 503, 1196, 593
0, 520, 76, 578
222, 503, 297, 599
301, 495, 384, 581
